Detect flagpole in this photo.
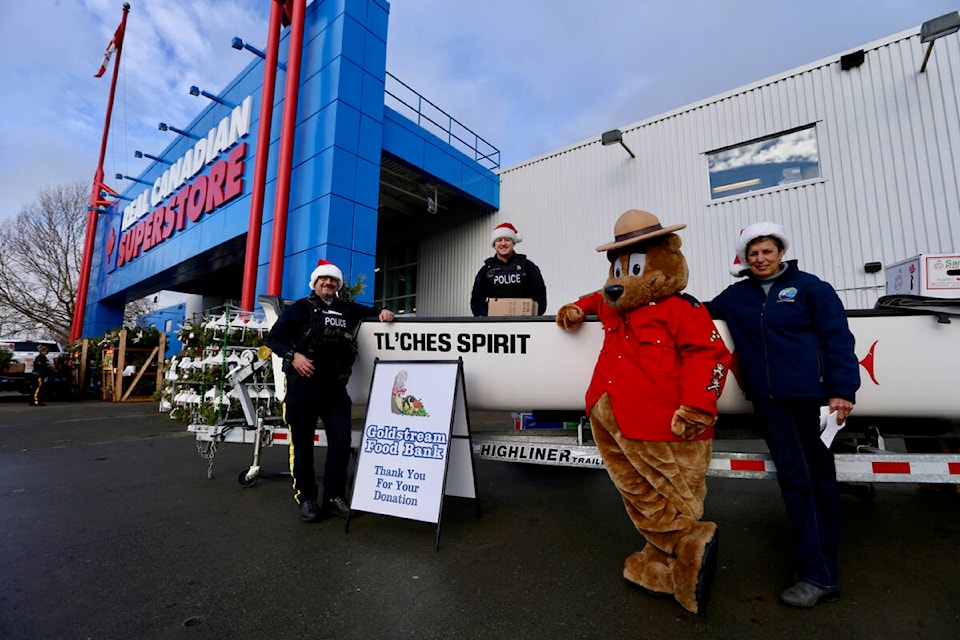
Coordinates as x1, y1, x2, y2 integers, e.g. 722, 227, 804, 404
71, 2, 131, 343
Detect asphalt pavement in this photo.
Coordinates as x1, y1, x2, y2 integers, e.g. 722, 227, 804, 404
1, 394, 959, 640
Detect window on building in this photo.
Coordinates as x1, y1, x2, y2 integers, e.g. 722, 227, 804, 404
707, 125, 821, 200
375, 242, 417, 315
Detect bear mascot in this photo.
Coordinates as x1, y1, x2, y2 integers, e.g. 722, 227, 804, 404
556, 209, 732, 614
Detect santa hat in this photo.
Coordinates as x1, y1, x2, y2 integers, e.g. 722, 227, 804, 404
308, 259, 343, 289
491, 222, 522, 246
730, 222, 790, 277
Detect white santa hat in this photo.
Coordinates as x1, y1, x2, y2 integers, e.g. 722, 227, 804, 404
730, 221, 790, 277
491, 222, 522, 246
308, 259, 343, 289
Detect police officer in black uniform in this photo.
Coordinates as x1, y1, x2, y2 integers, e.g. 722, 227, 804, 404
30, 345, 51, 406
470, 221, 547, 316
267, 259, 395, 522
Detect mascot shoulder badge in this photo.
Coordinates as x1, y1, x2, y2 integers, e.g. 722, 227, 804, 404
557, 209, 731, 614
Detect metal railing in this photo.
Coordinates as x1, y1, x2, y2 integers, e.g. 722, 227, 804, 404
385, 71, 500, 170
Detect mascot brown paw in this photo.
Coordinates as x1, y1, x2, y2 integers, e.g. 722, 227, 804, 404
671, 405, 718, 440
672, 521, 720, 614
556, 303, 585, 331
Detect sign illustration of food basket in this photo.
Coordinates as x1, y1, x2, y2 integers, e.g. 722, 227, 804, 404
347, 359, 479, 550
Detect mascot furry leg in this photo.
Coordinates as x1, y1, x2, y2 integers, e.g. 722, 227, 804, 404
591, 394, 718, 614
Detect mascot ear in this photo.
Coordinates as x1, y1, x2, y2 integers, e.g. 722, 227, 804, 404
666, 234, 682, 252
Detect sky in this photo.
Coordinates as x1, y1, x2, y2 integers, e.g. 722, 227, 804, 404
1, 0, 957, 219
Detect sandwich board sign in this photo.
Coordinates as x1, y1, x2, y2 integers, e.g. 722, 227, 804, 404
347, 359, 479, 549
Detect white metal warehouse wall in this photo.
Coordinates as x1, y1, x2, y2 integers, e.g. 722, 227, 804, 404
416, 212, 495, 315
418, 24, 960, 315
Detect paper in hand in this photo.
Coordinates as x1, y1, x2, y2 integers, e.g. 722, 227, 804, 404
819, 407, 844, 448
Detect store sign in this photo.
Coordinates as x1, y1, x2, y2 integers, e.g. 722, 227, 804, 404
114, 95, 254, 268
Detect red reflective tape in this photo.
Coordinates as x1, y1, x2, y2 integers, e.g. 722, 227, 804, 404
949, 462, 960, 475
314, 433, 320, 442
273, 432, 288, 441
730, 459, 767, 472
872, 461, 910, 474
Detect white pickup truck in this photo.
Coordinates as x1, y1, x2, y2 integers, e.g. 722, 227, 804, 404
0, 338, 65, 394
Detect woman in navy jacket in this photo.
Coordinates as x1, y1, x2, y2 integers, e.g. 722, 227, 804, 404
707, 221, 860, 609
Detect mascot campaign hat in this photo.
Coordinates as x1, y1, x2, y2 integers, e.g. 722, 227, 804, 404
491, 222, 522, 246
596, 210, 686, 252
731, 221, 790, 276
308, 259, 343, 289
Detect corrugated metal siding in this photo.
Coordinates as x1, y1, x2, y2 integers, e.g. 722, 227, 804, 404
470, 26, 960, 311
417, 213, 495, 316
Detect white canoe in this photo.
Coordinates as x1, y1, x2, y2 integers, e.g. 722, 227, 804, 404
342, 310, 960, 420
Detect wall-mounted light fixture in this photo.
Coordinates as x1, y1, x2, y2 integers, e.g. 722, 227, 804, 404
920, 11, 960, 72
840, 50, 865, 71
158, 122, 200, 140
115, 173, 151, 186
231, 36, 286, 70
231, 36, 265, 58
104, 191, 133, 201
134, 150, 171, 164
601, 129, 635, 158
189, 85, 236, 107
864, 261, 882, 273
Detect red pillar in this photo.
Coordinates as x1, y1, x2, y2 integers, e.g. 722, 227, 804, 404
239, 0, 286, 311
266, 0, 306, 296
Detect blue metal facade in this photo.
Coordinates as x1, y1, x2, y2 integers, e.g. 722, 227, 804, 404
137, 303, 187, 357
84, 0, 498, 338
381, 107, 498, 206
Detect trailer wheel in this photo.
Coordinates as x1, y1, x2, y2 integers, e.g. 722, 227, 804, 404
238, 468, 259, 488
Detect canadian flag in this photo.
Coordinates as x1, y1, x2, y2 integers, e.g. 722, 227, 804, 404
94, 20, 126, 78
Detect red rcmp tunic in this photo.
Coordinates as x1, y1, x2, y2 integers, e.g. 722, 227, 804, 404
573, 292, 731, 441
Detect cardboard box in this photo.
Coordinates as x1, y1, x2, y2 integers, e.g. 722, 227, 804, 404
488, 297, 538, 317
885, 254, 960, 299
5, 363, 25, 374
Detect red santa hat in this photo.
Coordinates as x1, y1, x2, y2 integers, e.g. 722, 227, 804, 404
491, 222, 522, 246
308, 259, 343, 289
730, 221, 790, 277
